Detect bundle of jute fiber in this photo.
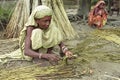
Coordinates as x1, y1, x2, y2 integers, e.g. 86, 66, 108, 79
45, 0, 78, 40
5, 0, 41, 38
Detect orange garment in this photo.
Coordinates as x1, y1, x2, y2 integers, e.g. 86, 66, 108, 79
88, 0, 108, 29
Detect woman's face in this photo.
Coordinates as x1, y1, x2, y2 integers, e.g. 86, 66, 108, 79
99, 3, 105, 9
36, 16, 52, 30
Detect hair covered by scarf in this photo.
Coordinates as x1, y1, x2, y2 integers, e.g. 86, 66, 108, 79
25, 5, 52, 27
94, 0, 105, 8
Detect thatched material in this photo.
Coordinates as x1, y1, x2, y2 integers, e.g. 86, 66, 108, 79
5, 0, 41, 38
45, 0, 77, 40
5, 0, 77, 39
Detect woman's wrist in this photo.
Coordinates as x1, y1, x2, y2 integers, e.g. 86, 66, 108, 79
62, 45, 69, 54
38, 53, 43, 59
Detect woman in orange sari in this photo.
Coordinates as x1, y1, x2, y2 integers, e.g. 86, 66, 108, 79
88, 0, 108, 29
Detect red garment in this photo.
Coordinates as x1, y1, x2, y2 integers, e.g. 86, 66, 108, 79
88, 0, 108, 29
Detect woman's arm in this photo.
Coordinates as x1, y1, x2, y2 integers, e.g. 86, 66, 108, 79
93, 8, 102, 16
93, 8, 98, 15
59, 42, 73, 58
24, 27, 60, 61
24, 26, 40, 58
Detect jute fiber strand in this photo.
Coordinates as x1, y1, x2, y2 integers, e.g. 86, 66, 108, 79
5, 0, 41, 38
0, 59, 73, 80
45, 0, 78, 40
93, 29, 120, 45
5, 0, 30, 38
0, 64, 57, 80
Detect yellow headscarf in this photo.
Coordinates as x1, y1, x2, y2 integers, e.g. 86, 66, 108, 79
25, 5, 52, 27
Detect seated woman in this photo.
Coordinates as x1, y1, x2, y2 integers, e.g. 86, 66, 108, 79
88, 0, 108, 29
19, 5, 73, 65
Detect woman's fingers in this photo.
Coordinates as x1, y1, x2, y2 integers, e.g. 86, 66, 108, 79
65, 51, 73, 58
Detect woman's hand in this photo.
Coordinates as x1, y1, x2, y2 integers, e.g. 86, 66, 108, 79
61, 45, 73, 58
41, 53, 60, 61
65, 51, 73, 58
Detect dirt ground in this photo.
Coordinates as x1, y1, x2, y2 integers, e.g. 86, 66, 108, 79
0, 9, 120, 80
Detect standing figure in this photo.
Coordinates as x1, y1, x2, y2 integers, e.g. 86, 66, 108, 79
88, 0, 108, 29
